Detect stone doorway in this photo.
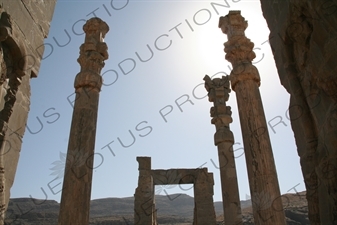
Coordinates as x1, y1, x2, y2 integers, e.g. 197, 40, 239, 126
134, 157, 217, 225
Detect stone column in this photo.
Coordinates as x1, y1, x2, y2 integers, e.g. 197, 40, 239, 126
134, 157, 156, 225
193, 169, 216, 225
219, 11, 286, 225
204, 75, 242, 224
58, 17, 109, 225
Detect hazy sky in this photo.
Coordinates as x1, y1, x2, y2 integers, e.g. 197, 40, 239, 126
11, 0, 305, 204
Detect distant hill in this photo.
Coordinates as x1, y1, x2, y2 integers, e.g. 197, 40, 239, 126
217, 191, 309, 225
5, 192, 308, 225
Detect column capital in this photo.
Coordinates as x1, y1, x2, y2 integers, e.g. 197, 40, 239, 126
204, 75, 230, 103
219, 11, 260, 91
219, 11, 247, 38
83, 17, 109, 41
75, 17, 109, 91
211, 106, 233, 126
204, 75, 235, 144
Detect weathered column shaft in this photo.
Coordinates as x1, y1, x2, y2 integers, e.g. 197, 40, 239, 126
219, 11, 286, 225
204, 75, 243, 225
58, 17, 109, 225
134, 157, 155, 225
58, 89, 99, 223
218, 141, 243, 224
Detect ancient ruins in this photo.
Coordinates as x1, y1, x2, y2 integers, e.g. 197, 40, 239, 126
218, 11, 286, 224
0, 11, 29, 222
134, 156, 217, 225
134, 11, 288, 225
0, 0, 336, 224
204, 75, 243, 224
260, 1, 337, 224
0, 1, 56, 224
57, 18, 109, 224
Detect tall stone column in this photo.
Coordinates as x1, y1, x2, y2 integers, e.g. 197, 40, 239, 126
204, 75, 242, 224
58, 17, 109, 225
219, 11, 286, 224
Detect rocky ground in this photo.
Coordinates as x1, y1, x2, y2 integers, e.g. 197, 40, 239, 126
4, 191, 308, 224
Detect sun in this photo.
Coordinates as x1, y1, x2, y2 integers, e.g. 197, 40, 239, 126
196, 24, 228, 71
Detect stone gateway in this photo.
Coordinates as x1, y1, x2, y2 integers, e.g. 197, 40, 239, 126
134, 157, 217, 225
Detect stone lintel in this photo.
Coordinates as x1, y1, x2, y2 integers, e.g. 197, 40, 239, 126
151, 168, 210, 185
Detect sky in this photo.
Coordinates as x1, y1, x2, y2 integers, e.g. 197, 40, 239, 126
11, 0, 305, 204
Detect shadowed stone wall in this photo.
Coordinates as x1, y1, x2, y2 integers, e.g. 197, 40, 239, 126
260, 1, 337, 224
0, 0, 56, 209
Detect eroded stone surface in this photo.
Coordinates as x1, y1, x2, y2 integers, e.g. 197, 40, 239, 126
219, 11, 286, 225
0, 1, 56, 223
134, 157, 217, 225
57, 17, 109, 225
260, 1, 337, 224
204, 75, 243, 225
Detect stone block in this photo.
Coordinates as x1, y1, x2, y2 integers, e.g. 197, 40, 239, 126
137, 157, 151, 171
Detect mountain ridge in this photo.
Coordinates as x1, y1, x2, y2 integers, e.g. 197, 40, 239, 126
5, 192, 308, 225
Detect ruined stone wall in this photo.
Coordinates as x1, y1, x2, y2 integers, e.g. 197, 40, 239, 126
259, 1, 337, 224
0, 0, 56, 207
